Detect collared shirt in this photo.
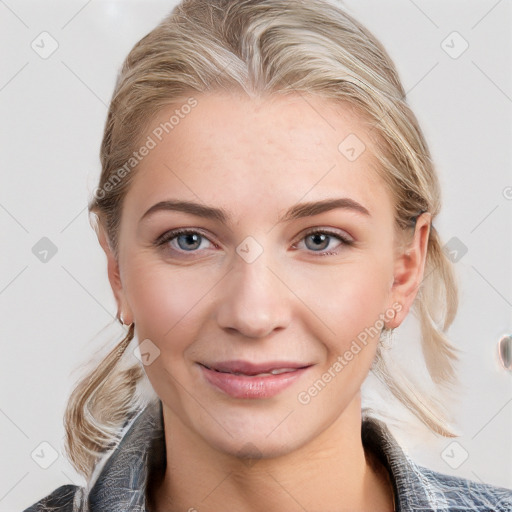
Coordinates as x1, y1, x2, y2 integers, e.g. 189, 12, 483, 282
24, 399, 512, 511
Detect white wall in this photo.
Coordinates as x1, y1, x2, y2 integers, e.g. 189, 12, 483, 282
1, 1, 510, 510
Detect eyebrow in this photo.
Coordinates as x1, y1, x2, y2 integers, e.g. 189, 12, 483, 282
139, 197, 371, 224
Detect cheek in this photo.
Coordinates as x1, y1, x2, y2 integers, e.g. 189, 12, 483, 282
302, 255, 393, 361
123, 260, 212, 348
123, 261, 212, 405
314, 257, 391, 320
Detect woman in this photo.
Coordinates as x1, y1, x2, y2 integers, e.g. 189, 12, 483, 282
24, 0, 512, 510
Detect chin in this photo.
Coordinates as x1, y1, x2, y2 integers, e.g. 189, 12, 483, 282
211, 431, 304, 461
192, 409, 316, 462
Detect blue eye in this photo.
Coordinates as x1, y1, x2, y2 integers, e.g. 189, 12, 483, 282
174, 231, 205, 251
155, 229, 214, 253
154, 228, 353, 257
295, 229, 353, 255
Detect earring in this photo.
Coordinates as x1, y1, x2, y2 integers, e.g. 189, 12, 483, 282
117, 312, 133, 327
380, 327, 395, 350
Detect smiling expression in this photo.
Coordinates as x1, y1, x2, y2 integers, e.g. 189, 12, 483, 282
106, 91, 418, 458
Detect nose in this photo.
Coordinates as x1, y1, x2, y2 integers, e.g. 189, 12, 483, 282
215, 252, 291, 339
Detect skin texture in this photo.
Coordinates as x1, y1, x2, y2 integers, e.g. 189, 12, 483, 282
97, 92, 431, 511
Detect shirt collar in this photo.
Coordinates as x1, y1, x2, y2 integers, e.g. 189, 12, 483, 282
361, 411, 449, 510
88, 399, 442, 511
88, 399, 165, 512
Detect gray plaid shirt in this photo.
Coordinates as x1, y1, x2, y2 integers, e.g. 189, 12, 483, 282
24, 399, 512, 511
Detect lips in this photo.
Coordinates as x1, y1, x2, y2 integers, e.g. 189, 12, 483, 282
200, 360, 311, 376
198, 360, 313, 399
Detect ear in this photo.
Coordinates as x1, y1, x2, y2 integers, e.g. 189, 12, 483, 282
386, 212, 431, 329
94, 216, 133, 325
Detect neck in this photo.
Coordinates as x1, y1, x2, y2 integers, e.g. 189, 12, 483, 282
149, 395, 394, 512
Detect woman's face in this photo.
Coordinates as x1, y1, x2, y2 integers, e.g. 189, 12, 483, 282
107, 92, 426, 458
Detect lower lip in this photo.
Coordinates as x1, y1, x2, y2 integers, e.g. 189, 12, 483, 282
199, 365, 310, 399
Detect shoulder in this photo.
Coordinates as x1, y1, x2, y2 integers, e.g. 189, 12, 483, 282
361, 415, 512, 511
22, 484, 84, 512
415, 464, 512, 511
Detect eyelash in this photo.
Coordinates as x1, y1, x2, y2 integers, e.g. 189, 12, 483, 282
293, 228, 353, 256
154, 228, 353, 257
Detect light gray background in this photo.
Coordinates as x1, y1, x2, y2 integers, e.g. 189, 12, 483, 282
1, 0, 511, 510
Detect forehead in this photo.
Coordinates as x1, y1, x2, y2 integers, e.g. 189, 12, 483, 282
125, 92, 390, 219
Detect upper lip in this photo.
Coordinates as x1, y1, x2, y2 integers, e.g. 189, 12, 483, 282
199, 360, 312, 375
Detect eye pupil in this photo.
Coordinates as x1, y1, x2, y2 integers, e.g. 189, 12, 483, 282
306, 233, 329, 251
177, 233, 201, 251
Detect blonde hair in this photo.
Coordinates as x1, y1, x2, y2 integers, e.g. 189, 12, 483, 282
65, 0, 459, 484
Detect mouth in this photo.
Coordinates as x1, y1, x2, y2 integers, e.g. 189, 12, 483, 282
197, 360, 313, 399
199, 361, 312, 376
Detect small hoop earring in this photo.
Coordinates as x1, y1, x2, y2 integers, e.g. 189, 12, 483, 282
117, 312, 133, 327
380, 327, 395, 350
